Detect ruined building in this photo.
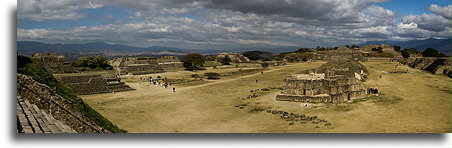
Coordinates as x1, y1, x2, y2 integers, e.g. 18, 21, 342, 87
55, 74, 134, 95
217, 52, 251, 63
401, 57, 451, 77
276, 61, 368, 103
108, 56, 183, 75
31, 53, 77, 74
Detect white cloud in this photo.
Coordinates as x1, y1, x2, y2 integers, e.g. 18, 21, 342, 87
17, 0, 452, 49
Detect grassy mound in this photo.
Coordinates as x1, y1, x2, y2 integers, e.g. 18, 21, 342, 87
17, 55, 126, 133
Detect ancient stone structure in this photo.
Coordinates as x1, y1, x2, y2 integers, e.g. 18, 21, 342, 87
17, 74, 110, 133
401, 57, 451, 77
108, 56, 182, 75
55, 74, 134, 95
31, 53, 77, 74
217, 52, 251, 63
363, 57, 401, 62
276, 70, 367, 103
314, 50, 365, 62
276, 60, 368, 103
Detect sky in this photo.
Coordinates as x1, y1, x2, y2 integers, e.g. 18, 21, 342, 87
17, 0, 452, 50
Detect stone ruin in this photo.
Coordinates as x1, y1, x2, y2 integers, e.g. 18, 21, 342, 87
55, 74, 134, 95
401, 57, 451, 77
108, 56, 183, 75
312, 44, 402, 62
31, 53, 77, 74
217, 52, 251, 63
276, 61, 368, 103
17, 74, 110, 133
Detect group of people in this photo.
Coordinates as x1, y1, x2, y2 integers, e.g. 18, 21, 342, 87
141, 76, 176, 92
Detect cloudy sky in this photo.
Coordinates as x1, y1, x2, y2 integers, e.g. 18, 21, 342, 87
17, 0, 452, 50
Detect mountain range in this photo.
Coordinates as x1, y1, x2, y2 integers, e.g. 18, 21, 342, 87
16, 41, 298, 61
17, 37, 451, 61
359, 38, 451, 55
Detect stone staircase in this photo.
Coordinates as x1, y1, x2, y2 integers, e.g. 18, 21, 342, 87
17, 96, 76, 133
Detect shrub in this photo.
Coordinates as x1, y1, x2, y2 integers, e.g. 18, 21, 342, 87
204, 72, 221, 79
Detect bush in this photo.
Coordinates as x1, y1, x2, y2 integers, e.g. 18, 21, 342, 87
261, 63, 269, 69
191, 74, 200, 79
204, 72, 221, 79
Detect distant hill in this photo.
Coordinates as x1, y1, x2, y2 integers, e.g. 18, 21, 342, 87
359, 38, 451, 55
16, 41, 224, 61
242, 50, 273, 60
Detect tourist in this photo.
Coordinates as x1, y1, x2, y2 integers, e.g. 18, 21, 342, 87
173, 87, 176, 92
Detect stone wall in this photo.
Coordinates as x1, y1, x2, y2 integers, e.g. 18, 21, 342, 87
363, 57, 399, 62
401, 57, 451, 77
17, 74, 110, 133
217, 52, 251, 63
31, 53, 77, 74
55, 75, 134, 95
109, 56, 182, 75
277, 74, 367, 103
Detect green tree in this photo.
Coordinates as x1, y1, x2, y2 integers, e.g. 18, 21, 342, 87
372, 47, 383, 53
401, 49, 411, 58
351, 45, 359, 48
204, 56, 216, 61
422, 48, 445, 57
219, 56, 232, 65
183, 53, 205, 70
393, 45, 401, 52
93, 56, 108, 69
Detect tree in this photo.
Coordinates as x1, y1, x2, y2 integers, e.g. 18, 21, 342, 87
204, 56, 216, 61
351, 45, 359, 48
393, 45, 401, 52
297, 48, 310, 53
218, 56, 231, 65
401, 49, 411, 58
302, 57, 308, 62
183, 53, 205, 70
372, 47, 383, 53
422, 48, 445, 57
261, 63, 269, 69
73, 56, 110, 70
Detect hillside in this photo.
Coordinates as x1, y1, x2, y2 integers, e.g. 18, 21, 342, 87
242, 50, 274, 60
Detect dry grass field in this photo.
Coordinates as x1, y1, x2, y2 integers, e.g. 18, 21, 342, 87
80, 61, 451, 133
